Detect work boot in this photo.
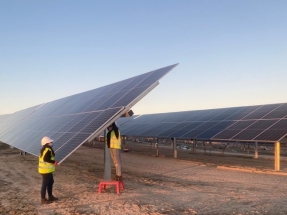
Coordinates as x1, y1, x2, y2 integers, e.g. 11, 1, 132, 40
48, 195, 58, 201
41, 198, 51, 204
116, 175, 123, 181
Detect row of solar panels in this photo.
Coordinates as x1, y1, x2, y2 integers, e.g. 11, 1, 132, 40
0, 64, 179, 163
117, 103, 287, 143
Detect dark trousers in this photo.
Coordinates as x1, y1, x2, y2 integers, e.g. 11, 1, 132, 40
41, 173, 54, 199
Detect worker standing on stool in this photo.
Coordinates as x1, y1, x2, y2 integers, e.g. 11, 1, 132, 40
107, 122, 123, 181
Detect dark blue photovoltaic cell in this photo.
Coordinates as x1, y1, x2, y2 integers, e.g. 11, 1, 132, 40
247, 120, 277, 129
181, 129, 206, 139
0, 105, 42, 134
145, 124, 177, 137
55, 133, 92, 161
196, 109, 227, 121
0, 64, 178, 162
58, 114, 92, 132
194, 130, 220, 139
210, 129, 241, 140
137, 65, 175, 87
178, 122, 220, 139
120, 123, 141, 134
112, 86, 150, 107
193, 121, 236, 139
95, 91, 130, 110
134, 123, 162, 136
210, 107, 242, 121
167, 129, 191, 138
184, 110, 207, 121
263, 103, 287, 119
209, 121, 236, 130
183, 122, 206, 130
254, 129, 287, 141
80, 108, 123, 134
193, 121, 220, 130
120, 73, 150, 92
263, 111, 287, 119
224, 120, 256, 130
232, 130, 265, 141
132, 124, 155, 136
224, 106, 260, 120
264, 119, 287, 130
160, 113, 186, 123
211, 120, 256, 140
158, 122, 190, 137
242, 104, 281, 120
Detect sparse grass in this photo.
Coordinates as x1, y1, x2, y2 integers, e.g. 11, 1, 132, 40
0, 141, 10, 150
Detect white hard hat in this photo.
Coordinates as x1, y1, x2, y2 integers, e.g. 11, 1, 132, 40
41, 136, 53, 146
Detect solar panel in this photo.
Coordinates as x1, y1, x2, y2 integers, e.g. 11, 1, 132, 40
253, 119, 287, 141
0, 105, 43, 135
0, 63, 179, 163
241, 104, 281, 120
262, 103, 287, 119
119, 103, 287, 143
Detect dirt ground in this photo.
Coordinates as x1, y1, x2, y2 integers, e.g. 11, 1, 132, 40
1, 141, 287, 215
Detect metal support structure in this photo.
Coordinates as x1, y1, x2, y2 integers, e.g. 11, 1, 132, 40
254, 142, 258, 159
203, 141, 207, 154
103, 129, 111, 180
193, 140, 197, 153
122, 135, 126, 146
156, 138, 159, 157
274, 141, 280, 171
173, 138, 177, 158
221, 142, 228, 156
209, 140, 212, 154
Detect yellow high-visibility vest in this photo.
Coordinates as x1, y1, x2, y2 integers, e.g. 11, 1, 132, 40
110, 130, 121, 149
38, 148, 55, 174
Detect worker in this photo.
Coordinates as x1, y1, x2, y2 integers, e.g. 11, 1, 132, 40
38, 136, 58, 204
106, 122, 123, 181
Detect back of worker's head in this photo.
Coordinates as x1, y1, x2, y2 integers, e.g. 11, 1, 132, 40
108, 122, 117, 130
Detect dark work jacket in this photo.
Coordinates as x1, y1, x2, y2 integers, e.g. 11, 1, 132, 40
40, 145, 56, 164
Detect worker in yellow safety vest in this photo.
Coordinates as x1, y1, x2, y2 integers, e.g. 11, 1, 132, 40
107, 122, 123, 181
38, 136, 59, 204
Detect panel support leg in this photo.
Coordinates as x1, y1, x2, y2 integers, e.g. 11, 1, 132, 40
104, 129, 111, 180
254, 142, 258, 159
193, 140, 197, 154
173, 138, 177, 158
203, 141, 206, 154
156, 138, 159, 157
274, 141, 280, 171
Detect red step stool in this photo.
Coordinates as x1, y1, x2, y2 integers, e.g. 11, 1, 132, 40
98, 180, 124, 194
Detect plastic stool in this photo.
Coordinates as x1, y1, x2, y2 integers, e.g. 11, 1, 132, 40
98, 180, 124, 194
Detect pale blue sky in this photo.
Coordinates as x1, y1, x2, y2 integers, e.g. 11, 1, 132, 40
1, 1, 287, 115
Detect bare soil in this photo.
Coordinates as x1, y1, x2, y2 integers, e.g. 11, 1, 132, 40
1, 141, 287, 215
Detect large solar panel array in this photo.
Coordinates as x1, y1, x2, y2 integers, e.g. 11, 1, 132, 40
118, 103, 287, 143
0, 64, 178, 163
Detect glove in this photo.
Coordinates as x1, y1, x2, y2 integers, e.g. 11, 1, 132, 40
54, 161, 59, 166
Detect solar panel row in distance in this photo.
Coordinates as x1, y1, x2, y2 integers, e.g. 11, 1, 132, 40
119, 103, 287, 143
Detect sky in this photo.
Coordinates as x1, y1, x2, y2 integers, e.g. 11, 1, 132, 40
1, 1, 287, 116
